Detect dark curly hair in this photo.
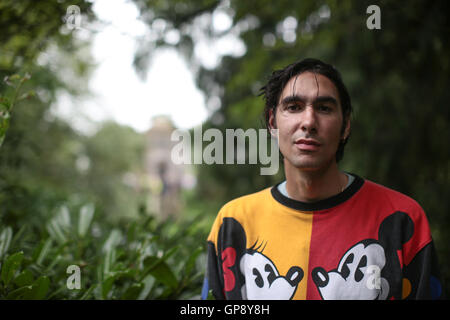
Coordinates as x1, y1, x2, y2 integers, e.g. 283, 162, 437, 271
259, 58, 352, 162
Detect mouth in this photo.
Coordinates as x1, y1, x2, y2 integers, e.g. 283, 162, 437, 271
294, 138, 321, 151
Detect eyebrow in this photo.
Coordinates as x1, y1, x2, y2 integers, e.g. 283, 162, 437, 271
280, 94, 339, 107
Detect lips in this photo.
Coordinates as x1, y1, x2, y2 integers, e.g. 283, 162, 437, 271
295, 138, 321, 151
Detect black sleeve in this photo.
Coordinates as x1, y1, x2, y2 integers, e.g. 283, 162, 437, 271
402, 241, 443, 300
201, 241, 225, 300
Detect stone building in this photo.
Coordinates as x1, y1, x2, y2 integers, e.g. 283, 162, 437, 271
144, 115, 194, 218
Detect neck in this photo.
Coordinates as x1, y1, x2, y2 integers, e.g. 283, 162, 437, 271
284, 160, 347, 203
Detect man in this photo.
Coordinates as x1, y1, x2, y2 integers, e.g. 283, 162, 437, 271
201, 58, 442, 300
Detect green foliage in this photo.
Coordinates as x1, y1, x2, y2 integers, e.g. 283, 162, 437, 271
0, 0, 211, 301
80, 122, 147, 220
0, 73, 33, 148
0, 0, 94, 68
0, 203, 208, 300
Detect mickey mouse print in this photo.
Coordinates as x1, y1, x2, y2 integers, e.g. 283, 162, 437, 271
311, 212, 412, 300
210, 217, 304, 300
202, 176, 442, 300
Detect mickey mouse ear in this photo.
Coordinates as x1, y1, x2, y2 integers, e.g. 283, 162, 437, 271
378, 211, 414, 249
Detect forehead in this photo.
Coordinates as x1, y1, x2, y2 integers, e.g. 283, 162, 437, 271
279, 72, 340, 103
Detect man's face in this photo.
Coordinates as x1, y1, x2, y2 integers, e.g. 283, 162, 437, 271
269, 72, 350, 171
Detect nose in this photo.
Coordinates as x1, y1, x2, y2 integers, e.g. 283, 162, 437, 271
312, 267, 329, 288
300, 105, 317, 134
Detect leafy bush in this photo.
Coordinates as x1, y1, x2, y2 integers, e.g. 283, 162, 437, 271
0, 73, 33, 148
0, 201, 209, 300
0, 72, 210, 300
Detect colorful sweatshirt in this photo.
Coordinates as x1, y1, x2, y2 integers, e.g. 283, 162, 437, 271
202, 174, 442, 300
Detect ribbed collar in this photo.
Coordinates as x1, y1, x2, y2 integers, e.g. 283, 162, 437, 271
270, 173, 364, 211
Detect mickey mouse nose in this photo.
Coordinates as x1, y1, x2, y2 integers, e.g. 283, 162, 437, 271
286, 266, 304, 286
312, 267, 329, 288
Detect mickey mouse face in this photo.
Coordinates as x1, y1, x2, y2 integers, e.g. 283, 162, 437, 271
312, 242, 390, 300
240, 251, 303, 300
310, 211, 415, 300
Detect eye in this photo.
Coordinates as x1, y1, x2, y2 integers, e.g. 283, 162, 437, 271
341, 253, 354, 280
252, 268, 264, 288
354, 255, 367, 282
264, 264, 276, 285
286, 104, 300, 112
317, 104, 332, 113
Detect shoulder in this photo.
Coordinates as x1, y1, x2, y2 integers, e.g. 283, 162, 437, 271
359, 178, 433, 261
207, 187, 272, 243
363, 179, 422, 209
218, 187, 273, 217
361, 178, 429, 227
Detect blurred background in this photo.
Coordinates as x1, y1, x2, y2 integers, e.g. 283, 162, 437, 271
0, 0, 448, 299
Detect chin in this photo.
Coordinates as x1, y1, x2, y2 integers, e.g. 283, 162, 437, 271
285, 154, 334, 171
285, 158, 320, 170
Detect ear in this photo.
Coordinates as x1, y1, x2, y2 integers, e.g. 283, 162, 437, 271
378, 211, 414, 250
342, 115, 351, 141
268, 108, 278, 137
